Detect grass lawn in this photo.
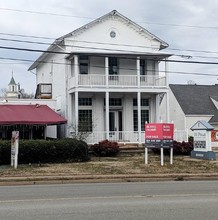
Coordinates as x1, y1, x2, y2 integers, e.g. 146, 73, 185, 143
0, 153, 218, 177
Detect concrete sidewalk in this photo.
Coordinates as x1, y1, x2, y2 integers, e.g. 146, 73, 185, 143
1, 172, 218, 186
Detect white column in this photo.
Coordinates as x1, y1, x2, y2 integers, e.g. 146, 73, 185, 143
165, 58, 170, 122
137, 92, 141, 144
166, 91, 170, 123
68, 93, 73, 136
156, 94, 160, 122
105, 92, 109, 139
74, 55, 79, 87
105, 57, 109, 88
136, 57, 140, 88
75, 91, 79, 135
74, 55, 79, 135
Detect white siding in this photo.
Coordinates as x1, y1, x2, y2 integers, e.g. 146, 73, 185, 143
65, 17, 161, 54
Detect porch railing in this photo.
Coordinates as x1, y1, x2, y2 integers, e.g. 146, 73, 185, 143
69, 75, 167, 89
83, 130, 188, 145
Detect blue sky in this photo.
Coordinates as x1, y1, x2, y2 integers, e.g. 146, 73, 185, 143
0, 0, 218, 93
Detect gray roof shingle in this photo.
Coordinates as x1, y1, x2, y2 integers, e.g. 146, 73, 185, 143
170, 84, 218, 123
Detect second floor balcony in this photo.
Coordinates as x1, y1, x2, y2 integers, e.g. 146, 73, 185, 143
69, 74, 167, 89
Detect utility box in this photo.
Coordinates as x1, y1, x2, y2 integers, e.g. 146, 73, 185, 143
190, 120, 216, 160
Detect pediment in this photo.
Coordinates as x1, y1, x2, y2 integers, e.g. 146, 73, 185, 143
61, 10, 168, 54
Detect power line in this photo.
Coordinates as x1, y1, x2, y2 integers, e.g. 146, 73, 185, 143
0, 56, 218, 78
1, 7, 218, 31
1, 33, 218, 58
0, 7, 94, 19
2, 44, 218, 65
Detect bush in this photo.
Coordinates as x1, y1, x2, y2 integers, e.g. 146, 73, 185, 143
90, 139, 120, 156
0, 138, 89, 165
151, 140, 193, 155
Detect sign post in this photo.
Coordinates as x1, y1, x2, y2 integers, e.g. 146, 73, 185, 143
145, 123, 174, 166
11, 131, 19, 169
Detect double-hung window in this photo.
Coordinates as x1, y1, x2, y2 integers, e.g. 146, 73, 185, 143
133, 99, 149, 131
78, 98, 92, 132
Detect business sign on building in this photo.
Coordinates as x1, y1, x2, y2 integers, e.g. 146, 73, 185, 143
191, 120, 216, 160
193, 130, 206, 149
211, 130, 218, 142
145, 123, 174, 148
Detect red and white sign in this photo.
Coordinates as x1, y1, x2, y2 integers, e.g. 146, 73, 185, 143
145, 123, 174, 140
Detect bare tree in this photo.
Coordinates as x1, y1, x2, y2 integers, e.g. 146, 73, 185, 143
0, 88, 7, 98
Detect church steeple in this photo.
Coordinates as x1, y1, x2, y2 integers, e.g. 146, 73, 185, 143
6, 72, 18, 98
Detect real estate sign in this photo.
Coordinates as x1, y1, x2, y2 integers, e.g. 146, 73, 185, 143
145, 123, 174, 148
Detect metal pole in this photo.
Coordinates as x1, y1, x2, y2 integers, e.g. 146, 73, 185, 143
170, 148, 173, 165
145, 147, 148, 164
161, 148, 164, 166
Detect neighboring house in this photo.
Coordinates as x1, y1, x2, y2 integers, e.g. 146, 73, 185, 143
168, 84, 218, 141
28, 10, 172, 144
0, 76, 67, 140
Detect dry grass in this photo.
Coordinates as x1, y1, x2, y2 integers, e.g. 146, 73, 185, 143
0, 154, 218, 177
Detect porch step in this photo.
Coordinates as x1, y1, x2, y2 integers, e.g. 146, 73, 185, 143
119, 144, 145, 154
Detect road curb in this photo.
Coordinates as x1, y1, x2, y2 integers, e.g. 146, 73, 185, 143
1, 173, 218, 186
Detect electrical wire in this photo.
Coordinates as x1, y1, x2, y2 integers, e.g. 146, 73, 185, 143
0, 56, 217, 77
1, 7, 218, 30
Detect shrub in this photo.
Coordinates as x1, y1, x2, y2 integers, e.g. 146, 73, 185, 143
0, 138, 90, 165
150, 140, 193, 155
90, 139, 120, 156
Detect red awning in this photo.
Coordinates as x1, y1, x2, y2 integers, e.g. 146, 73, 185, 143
0, 104, 67, 125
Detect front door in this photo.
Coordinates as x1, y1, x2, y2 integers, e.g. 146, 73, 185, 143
109, 111, 122, 140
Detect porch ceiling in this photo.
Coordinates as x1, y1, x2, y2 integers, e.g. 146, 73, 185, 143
67, 52, 172, 61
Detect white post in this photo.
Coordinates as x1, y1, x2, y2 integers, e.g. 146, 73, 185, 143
137, 92, 141, 144
170, 148, 173, 165
160, 148, 164, 166
105, 57, 109, 88
155, 94, 160, 122
74, 55, 79, 136
145, 147, 148, 164
105, 92, 109, 140
75, 91, 78, 135
165, 58, 170, 123
136, 57, 140, 88
11, 131, 19, 169
74, 55, 79, 88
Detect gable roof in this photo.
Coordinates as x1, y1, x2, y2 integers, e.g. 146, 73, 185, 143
58, 10, 168, 48
170, 84, 218, 123
28, 10, 169, 71
0, 104, 67, 125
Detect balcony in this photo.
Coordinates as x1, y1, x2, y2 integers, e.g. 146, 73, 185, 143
69, 74, 166, 89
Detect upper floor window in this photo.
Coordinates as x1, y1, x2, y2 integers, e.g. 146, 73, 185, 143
140, 59, 147, 76
109, 57, 118, 75
79, 55, 89, 74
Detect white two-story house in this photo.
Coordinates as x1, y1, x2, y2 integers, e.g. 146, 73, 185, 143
28, 10, 172, 144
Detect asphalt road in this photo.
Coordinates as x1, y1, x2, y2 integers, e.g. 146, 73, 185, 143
0, 181, 218, 220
